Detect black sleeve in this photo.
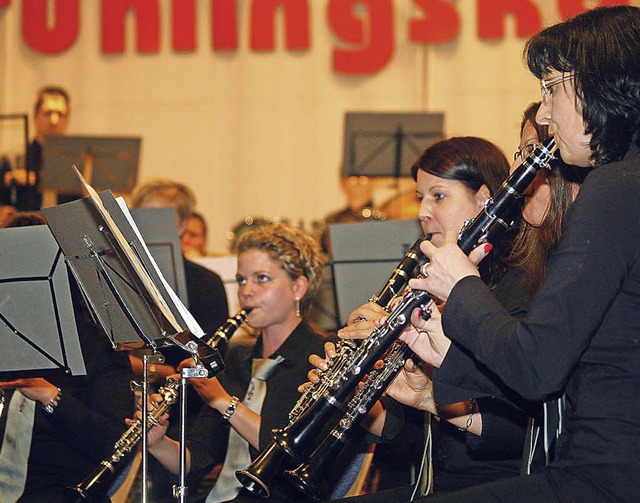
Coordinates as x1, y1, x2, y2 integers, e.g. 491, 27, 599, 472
187, 403, 230, 482
47, 327, 134, 463
441, 166, 640, 401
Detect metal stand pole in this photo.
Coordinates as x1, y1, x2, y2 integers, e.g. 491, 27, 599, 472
174, 366, 208, 502
141, 352, 164, 503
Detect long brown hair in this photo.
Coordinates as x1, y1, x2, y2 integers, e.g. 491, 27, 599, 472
509, 102, 590, 292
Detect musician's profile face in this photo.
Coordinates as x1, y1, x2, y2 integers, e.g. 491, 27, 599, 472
236, 249, 303, 332
512, 121, 551, 228
415, 170, 489, 247
536, 71, 592, 167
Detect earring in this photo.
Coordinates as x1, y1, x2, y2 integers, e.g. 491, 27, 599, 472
295, 297, 301, 317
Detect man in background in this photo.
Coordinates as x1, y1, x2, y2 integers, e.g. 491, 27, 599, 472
1, 86, 70, 211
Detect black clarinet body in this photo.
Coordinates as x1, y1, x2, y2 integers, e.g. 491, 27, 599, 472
283, 340, 412, 499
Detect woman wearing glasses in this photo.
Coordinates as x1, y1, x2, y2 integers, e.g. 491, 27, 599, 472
313, 106, 588, 501
408, 6, 640, 501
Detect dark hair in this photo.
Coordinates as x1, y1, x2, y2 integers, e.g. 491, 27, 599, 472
6, 211, 47, 228
34, 86, 70, 115
411, 136, 511, 285
510, 102, 591, 292
411, 136, 509, 196
524, 6, 640, 167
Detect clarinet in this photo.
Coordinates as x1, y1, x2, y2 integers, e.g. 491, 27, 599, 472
271, 138, 557, 468
65, 309, 251, 502
283, 138, 557, 498
234, 236, 428, 498
283, 340, 412, 499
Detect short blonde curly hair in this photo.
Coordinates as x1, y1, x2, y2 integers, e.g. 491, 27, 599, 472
236, 223, 325, 315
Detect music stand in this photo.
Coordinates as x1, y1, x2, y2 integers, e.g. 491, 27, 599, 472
342, 112, 444, 179
43, 182, 220, 503
330, 219, 423, 325
0, 225, 86, 379
41, 135, 141, 205
42, 191, 195, 349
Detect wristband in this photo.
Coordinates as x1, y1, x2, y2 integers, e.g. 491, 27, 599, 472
223, 396, 240, 421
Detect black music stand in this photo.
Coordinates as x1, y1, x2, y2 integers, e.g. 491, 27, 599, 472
330, 219, 423, 325
42, 182, 220, 503
342, 112, 444, 179
42, 190, 202, 351
0, 225, 86, 379
41, 135, 141, 201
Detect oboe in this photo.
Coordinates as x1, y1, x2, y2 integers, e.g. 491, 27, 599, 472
271, 138, 557, 472
234, 236, 428, 498
65, 309, 251, 502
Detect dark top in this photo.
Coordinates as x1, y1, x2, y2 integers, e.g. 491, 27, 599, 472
14, 310, 134, 502
161, 257, 229, 431
184, 258, 229, 338
388, 267, 534, 492
187, 321, 328, 499
0, 141, 42, 211
437, 143, 640, 469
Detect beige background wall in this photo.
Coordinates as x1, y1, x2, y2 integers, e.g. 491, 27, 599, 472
1, 1, 631, 253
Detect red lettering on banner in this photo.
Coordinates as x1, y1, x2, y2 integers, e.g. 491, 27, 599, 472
477, 0, 542, 39
250, 0, 309, 51
172, 0, 195, 51
328, 0, 394, 75
212, 0, 238, 50
558, 0, 628, 19
102, 0, 160, 53
410, 0, 460, 43
22, 0, 78, 54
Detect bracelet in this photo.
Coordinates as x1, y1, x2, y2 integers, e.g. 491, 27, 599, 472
43, 388, 62, 414
458, 398, 476, 432
222, 396, 240, 421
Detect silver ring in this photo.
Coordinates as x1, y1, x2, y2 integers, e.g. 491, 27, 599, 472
420, 263, 429, 278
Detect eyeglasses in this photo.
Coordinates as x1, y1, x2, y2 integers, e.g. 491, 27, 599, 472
513, 143, 538, 163
540, 73, 574, 104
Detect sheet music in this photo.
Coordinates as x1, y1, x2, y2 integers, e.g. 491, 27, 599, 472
116, 197, 204, 337
72, 166, 183, 334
